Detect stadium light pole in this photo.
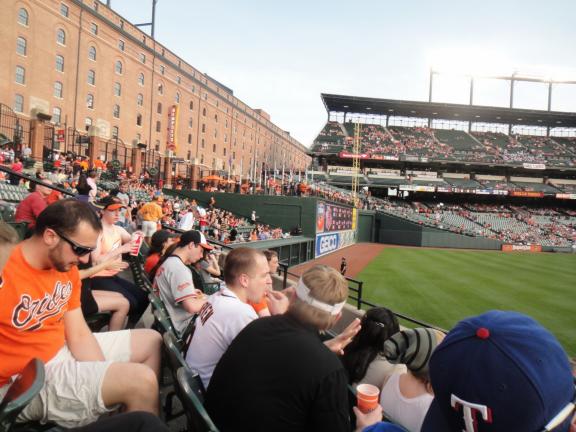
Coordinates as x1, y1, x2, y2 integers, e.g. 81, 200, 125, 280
428, 68, 434, 128
134, 0, 159, 39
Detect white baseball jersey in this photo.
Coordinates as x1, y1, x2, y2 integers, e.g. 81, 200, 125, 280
185, 286, 257, 388
153, 256, 201, 334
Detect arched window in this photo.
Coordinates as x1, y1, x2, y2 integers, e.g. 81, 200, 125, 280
157, 102, 162, 114
187, 134, 192, 144
13, 94, 24, 113
113, 104, 120, 118
85, 117, 93, 131
138, 73, 145, 86
88, 46, 96, 61
111, 126, 119, 138
156, 121, 161, 132
56, 55, 64, 72
136, 114, 142, 126
52, 107, 62, 124
87, 94, 94, 109
15, 66, 25, 84
56, 28, 66, 45
54, 81, 63, 98
202, 108, 206, 116
87, 69, 95, 85
214, 114, 218, 123
16, 37, 27, 56
114, 82, 121, 97
157, 83, 163, 95
115, 60, 123, 75
18, 8, 29, 26
189, 101, 193, 110
137, 93, 143, 106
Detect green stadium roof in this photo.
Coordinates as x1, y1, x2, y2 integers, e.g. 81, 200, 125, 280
321, 93, 576, 128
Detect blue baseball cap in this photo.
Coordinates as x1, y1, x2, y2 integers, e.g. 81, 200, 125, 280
422, 310, 574, 432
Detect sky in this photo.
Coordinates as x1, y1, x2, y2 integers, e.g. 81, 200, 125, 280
110, 0, 576, 147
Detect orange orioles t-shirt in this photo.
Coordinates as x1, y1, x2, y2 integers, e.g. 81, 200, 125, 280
0, 245, 81, 386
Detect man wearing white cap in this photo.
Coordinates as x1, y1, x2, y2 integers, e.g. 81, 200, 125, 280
205, 265, 352, 432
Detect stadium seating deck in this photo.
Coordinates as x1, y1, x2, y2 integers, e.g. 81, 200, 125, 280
444, 178, 482, 189
434, 129, 480, 151
313, 121, 576, 167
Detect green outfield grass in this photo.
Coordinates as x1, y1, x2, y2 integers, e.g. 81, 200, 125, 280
356, 247, 576, 356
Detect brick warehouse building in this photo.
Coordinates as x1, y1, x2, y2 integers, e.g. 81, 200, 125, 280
0, 0, 310, 185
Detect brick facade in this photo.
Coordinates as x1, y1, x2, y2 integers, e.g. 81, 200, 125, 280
0, 0, 310, 179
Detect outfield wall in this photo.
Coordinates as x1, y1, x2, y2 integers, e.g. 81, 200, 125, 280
165, 189, 318, 237
376, 213, 502, 250
164, 190, 359, 259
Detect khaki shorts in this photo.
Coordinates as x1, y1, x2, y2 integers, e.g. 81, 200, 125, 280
141, 220, 158, 237
18, 330, 131, 428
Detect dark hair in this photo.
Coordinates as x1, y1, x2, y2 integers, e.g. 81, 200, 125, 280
148, 230, 176, 256
341, 307, 399, 384
35, 199, 102, 237
149, 243, 178, 280
76, 173, 91, 195
223, 247, 263, 285
262, 249, 278, 262
149, 231, 201, 279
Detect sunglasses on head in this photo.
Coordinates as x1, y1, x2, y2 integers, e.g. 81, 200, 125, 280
53, 230, 95, 257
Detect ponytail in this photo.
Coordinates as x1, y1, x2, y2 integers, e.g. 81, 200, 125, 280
149, 241, 180, 280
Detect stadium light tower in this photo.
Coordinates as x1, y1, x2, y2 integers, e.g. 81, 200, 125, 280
134, 0, 159, 39
105, 1, 159, 38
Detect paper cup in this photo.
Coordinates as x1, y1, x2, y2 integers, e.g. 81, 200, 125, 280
356, 383, 380, 413
130, 231, 144, 256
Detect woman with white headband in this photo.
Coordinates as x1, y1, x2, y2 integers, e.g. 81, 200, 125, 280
205, 265, 357, 432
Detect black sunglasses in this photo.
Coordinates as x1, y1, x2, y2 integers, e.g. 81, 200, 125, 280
53, 230, 95, 257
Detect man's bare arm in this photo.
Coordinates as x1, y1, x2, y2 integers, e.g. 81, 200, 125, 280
64, 308, 105, 361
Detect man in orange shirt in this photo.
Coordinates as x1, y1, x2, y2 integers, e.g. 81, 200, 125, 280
0, 199, 162, 428
138, 196, 164, 245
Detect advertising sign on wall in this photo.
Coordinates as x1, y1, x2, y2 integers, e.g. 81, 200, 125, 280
502, 244, 542, 252
315, 230, 357, 257
316, 201, 356, 257
316, 201, 354, 233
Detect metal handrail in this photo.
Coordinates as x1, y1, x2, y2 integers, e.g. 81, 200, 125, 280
279, 262, 447, 332
0, 165, 76, 197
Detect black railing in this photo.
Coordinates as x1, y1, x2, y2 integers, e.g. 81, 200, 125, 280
279, 261, 446, 332
162, 225, 446, 332
0, 165, 76, 197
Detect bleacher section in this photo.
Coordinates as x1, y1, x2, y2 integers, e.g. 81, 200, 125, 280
444, 178, 482, 189
312, 121, 576, 167
0, 183, 29, 203
310, 183, 575, 248
343, 123, 394, 155
309, 121, 346, 154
